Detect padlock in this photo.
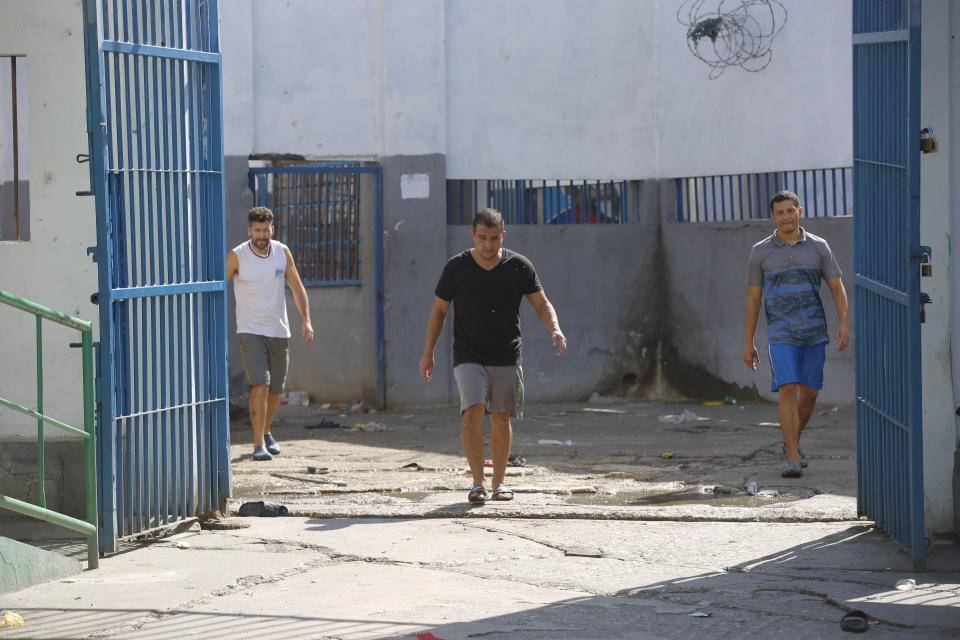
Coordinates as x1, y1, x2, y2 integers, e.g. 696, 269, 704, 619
920, 127, 939, 154
922, 263, 933, 277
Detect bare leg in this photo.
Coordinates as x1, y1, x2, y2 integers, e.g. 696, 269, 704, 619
797, 385, 819, 437
778, 383, 801, 461
264, 393, 282, 437
461, 405, 486, 488
489, 411, 513, 490
248, 384, 269, 447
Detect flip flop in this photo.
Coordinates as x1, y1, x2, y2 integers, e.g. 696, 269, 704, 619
467, 485, 487, 503
840, 609, 869, 633
492, 486, 514, 501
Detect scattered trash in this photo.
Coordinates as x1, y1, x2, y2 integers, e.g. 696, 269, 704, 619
757, 421, 780, 427
702, 401, 724, 406
306, 465, 330, 474
723, 395, 737, 405
0, 611, 24, 629
661, 451, 674, 459
304, 418, 343, 429
832, 406, 840, 412
416, 633, 446, 640
564, 546, 604, 558
745, 481, 758, 496
688, 611, 712, 618
895, 578, 916, 591
352, 421, 387, 432
319, 402, 332, 409
347, 400, 366, 414
279, 390, 309, 406
237, 501, 289, 517
658, 410, 702, 424
172, 540, 191, 549
538, 439, 574, 446
507, 455, 527, 467
402, 462, 426, 471
483, 458, 493, 467
840, 609, 870, 633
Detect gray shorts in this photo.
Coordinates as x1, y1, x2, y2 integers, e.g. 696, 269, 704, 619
453, 363, 524, 418
237, 333, 290, 395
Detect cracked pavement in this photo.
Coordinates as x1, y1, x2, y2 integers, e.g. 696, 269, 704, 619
4, 400, 959, 638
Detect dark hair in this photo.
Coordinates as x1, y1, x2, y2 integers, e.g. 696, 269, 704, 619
248, 206, 274, 224
472, 208, 504, 230
769, 190, 800, 211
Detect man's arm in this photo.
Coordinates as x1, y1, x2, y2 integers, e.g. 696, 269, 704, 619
525, 290, 566, 355
226, 251, 238, 281
743, 285, 762, 370
282, 246, 314, 344
419, 296, 451, 381
826, 276, 850, 351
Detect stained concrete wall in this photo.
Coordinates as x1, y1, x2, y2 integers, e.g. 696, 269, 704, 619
437, 194, 663, 404
661, 203, 855, 408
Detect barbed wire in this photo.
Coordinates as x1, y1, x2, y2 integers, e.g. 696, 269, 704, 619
677, 0, 788, 79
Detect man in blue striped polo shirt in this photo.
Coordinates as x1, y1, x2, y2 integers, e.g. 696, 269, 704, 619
743, 190, 850, 478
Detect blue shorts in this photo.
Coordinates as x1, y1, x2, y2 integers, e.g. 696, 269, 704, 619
768, 342, 826, 392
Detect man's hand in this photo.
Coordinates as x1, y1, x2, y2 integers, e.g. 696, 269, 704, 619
419, 354, 434, 381
552, 330, 567, 356
743, 344, 759, 371
302, 321, 315, 345
836, 325, 850, 351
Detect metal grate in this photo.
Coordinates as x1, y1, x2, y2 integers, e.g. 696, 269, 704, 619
446, 179, 640, 225
249, 164, 365, 286
674, 167, 852, 223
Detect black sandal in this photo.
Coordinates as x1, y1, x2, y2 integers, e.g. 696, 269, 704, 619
467, 485, 488, 503
840, 609, 869, 633
492, 486, 514, 501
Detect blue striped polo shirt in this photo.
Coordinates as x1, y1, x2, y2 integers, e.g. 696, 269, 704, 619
747, 228, 842, 346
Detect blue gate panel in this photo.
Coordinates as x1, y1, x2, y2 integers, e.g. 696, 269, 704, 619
852, 0, 925, 569
84, 0, 229, 552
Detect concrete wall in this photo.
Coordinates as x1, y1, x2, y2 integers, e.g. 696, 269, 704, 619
0, 1, 96, 440
951, 0, 960, 539
434, 186, 662, 404
662, 208, 855, 407
919, 0, 955, 534
446, 0, 850, 179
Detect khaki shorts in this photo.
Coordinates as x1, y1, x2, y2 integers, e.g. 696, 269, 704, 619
237, 333, 290, 395
453, 363, 524, 418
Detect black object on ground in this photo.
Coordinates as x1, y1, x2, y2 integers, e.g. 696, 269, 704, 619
402, 462, 426, 471
507, 455, 527, 467
305, 418, 343, 429
840, 609, 869, 633
307, 465, 330, 475
237, 501, 289, 517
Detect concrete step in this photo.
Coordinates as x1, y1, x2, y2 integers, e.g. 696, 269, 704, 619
0, 535, 82, 595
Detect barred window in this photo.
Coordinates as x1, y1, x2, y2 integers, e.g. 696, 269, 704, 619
249, 163, 361, 286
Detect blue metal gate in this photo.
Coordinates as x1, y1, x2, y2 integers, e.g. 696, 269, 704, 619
853, 0, 925, 568
82, 0, 229, 553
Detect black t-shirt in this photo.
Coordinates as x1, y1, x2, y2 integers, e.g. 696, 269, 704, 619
435, 249, 543, 366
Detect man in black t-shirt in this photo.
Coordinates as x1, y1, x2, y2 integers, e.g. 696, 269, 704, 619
419, 208, 567, 504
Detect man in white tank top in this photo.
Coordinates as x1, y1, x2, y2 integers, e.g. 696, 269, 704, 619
227, 207, 314, 461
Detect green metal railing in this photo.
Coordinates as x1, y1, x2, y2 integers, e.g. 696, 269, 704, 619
0, 289, 99, 569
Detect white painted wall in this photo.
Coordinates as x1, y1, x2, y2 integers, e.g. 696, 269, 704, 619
221, 0, 851, 177
446, 0, 851, 178
920, 0, 956, 535
0, 0, 97, 439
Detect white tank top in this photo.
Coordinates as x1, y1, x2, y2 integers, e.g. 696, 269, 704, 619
233, 240, 291, 338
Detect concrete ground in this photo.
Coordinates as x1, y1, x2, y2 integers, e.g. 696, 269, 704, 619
4, 398, 960, 639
